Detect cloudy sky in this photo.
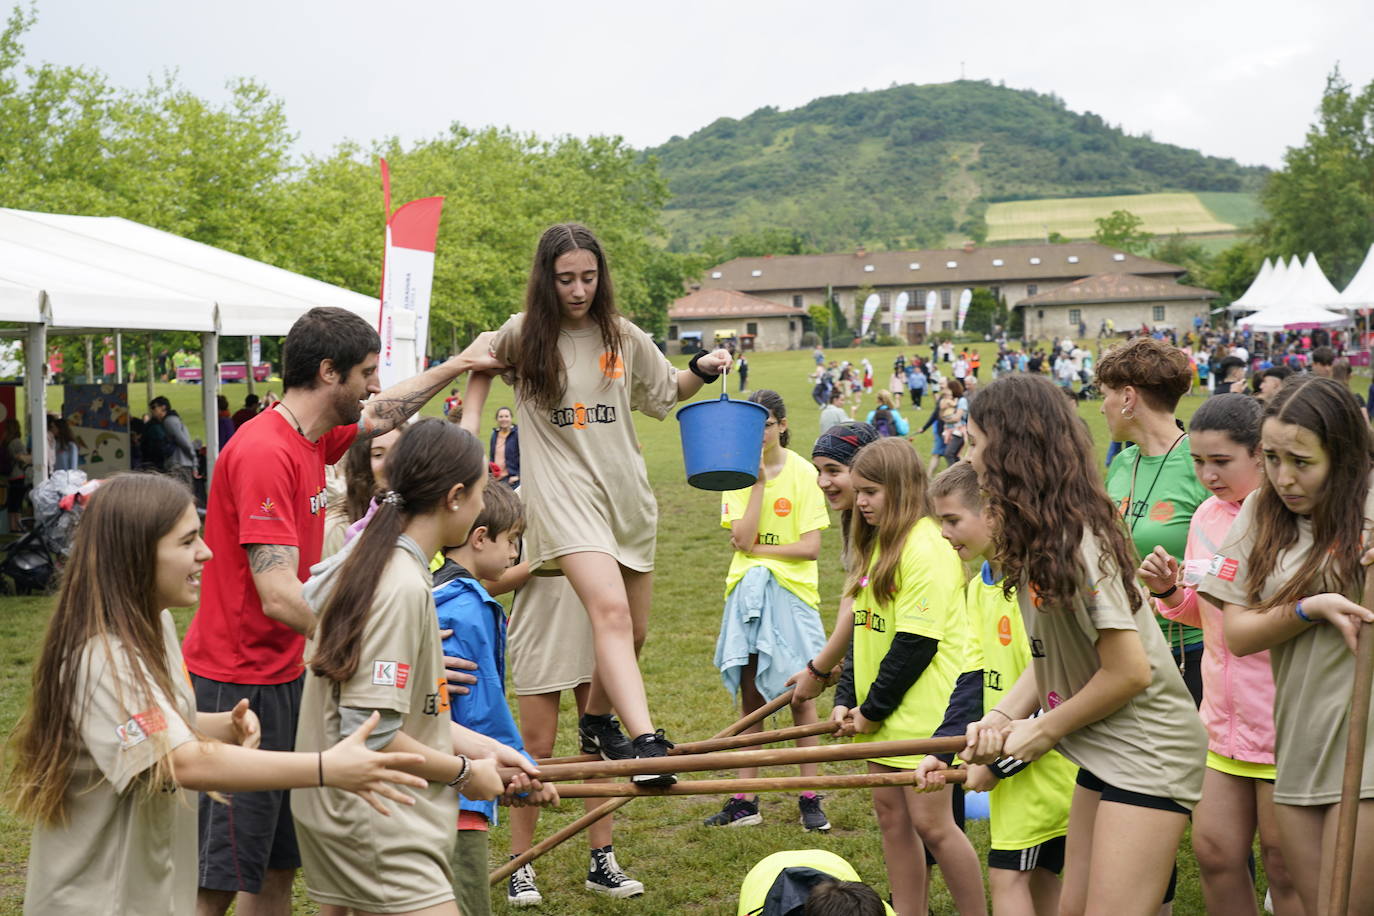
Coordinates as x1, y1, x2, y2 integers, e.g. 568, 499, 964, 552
19, 0, 1372, 168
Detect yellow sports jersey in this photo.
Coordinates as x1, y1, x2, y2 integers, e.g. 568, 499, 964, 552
968, 562, 1075, 850
851, 517, 965, 769
721, 448, 830, 607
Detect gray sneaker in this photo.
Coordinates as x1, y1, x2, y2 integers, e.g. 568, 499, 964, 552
799, 793, 831, 832
586, 845, 644, 898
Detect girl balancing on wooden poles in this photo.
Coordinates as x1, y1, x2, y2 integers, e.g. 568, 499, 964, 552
8, 474, 428, 916
1200, 376, 1374, 916
292, 419, 541, 916
472, 223, 731, 781
831, 437, 986, 916
960, 374, 1207, 916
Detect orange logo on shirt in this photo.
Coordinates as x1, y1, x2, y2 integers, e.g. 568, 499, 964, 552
997, 615, 1013, 646
1149, 500, 1175, 522
773, 498, 793, 517
599, 352, 624, 379
573, 403, 587, 429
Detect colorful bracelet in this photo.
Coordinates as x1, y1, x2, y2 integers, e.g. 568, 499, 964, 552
806, 659, 827, 680
1295, 599, 1314, 623
447, 754, 472, 790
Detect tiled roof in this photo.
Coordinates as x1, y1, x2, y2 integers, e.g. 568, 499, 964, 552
698, 242, 1183, 292
1019, 273, 1219, 306
669, 287, 807, 320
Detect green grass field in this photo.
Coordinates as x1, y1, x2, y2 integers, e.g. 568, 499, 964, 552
0, 345, 1258, 914
985, 191, 1258, 243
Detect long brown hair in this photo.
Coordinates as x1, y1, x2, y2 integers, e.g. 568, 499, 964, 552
844, 438, 932, 607
341, 435, 380, 522
969, 374, 1142, 612
1245, 376, 1373, 606
515, 223, 622, 412
311, 419, 485, 681
6, 474, 194, 824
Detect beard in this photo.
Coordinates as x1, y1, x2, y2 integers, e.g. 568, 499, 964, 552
331, 384, 364, 427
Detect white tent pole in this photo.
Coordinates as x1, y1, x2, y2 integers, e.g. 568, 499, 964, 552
114, 332, 123, 384
201, 331, 219, 483
145, 337, 155, 406
26, 311, 47, 487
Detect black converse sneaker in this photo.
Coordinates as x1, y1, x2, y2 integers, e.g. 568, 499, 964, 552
799, 792, 832, 832
586, 845, 644, 898
506, 859, 542, 907
629, 730, 677, 787
578, 713, 635, 761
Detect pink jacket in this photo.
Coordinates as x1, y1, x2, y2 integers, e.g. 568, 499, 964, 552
1158, 495, 1277, 764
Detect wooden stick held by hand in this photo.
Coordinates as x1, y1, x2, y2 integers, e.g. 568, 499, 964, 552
535, 720, 840, 766
504, 736, 966, 783
714, 688, 796, 738
1330, 566, 1374, 914
556, 768, 968, 797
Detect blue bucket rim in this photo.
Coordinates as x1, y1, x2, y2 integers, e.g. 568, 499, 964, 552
676, 393, 770, 419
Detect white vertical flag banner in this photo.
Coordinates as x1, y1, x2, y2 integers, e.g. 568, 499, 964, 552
860, 294, 882, 337
957, 288, 973, 332
892, 292, 909, 339
924, 291, 938, 336
377, 159, 445, 387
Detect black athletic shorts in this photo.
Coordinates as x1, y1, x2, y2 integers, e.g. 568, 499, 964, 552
1075, 767, 1185, 905
988, 835, 1066, 873
192, 674, 305, 893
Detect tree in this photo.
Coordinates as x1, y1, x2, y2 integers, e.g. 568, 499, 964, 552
962, 287, 1005, 336
1150, 232, 1212, 287
1092, 209, 1152, 254
1257, 67, 1374, 286
807, 304, 832, 344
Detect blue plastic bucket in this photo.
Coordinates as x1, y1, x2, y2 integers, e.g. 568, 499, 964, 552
964, 790, 990, 821
676, 394, 769, 491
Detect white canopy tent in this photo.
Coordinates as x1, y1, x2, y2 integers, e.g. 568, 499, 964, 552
1228, 257, 1273, 313
1337, 243, 1374, 312
0, 208, 406, 485
1238, 302, 1352, 332
1288, 252, 1343, 310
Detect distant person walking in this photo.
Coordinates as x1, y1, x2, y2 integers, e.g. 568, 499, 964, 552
149, 396, 195, 493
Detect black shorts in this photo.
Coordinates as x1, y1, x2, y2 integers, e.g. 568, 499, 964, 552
988, 835, 1066, 873
192, 674, 305, 893
1074, 767, 1191, 816
6, 479, 26, 513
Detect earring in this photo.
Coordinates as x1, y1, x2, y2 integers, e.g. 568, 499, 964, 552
450, 504, 460, 512
1121, 408, 1134, 420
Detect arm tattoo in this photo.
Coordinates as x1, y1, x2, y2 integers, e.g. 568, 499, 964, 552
247, 544, 299, 575
358, 378, 448, 439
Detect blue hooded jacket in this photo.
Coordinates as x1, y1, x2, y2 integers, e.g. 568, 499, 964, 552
433, 560, 534, 824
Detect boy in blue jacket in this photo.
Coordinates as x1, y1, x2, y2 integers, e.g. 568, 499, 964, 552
434, 479, 558, 916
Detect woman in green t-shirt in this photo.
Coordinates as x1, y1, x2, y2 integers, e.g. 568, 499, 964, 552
1097, 336, 1209, 705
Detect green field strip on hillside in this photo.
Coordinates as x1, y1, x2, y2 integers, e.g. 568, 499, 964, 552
985, 192, 1238, 242
1194, 191, 1265, 229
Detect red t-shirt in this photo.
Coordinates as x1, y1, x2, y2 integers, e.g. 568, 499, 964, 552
183, 410, 355, 684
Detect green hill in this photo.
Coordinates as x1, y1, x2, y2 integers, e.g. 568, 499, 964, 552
649, 80, 1267, 252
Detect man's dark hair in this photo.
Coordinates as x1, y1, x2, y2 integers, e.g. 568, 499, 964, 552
243, 393, 260, 408
149, 396, 172, 413
281, 307, 381, 392
1312, 346, 1336, 367
1263, 366, 1293, 383
1218, 356, 1246, 377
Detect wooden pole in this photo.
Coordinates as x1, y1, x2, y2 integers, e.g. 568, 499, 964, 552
507, 736, 965, 784
1329, 569, 1374, 914
714, 688, 795, 739
536, 720, 840, 767
491, 695, 815, 887
555, 768, 967, 798
489, 797, 632, 886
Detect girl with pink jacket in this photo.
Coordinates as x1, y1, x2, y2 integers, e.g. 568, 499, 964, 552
1138, 394, 1298, 916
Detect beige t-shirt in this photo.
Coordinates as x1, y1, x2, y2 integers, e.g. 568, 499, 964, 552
1020, 531, 1207, 808
293, 539, 459, 912
507, 574, 595, 695
1199, 479, 1374, 805
24, 611, 198, 916
493, 313, 679, 572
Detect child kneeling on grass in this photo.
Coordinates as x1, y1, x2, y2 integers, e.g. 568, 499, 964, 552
432, 478, 559, 916
925, 462, 1076, 916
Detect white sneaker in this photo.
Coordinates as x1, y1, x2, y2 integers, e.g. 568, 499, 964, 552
507, 861, 542, 907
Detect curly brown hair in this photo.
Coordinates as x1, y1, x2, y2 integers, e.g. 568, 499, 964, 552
1094, 336, 1193, 412
1245, 376, 1373, 607
968, 374, 1142, 612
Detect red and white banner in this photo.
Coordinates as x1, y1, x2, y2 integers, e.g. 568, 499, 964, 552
378, 159, 445, 387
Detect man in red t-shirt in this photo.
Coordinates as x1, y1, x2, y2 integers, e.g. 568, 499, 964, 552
183, 307, 500, 916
